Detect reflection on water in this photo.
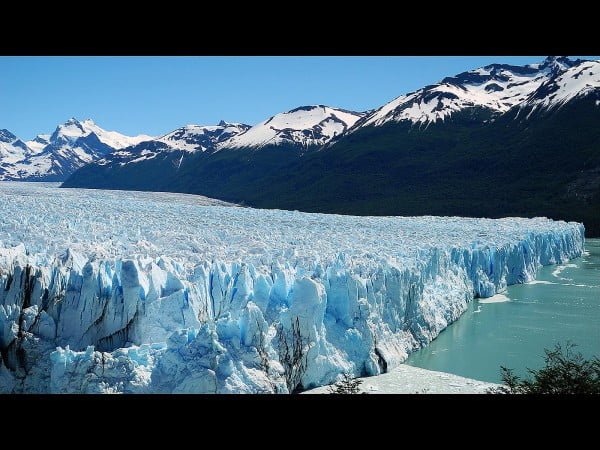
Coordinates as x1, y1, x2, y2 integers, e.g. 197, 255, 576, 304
406, 239, 600, 383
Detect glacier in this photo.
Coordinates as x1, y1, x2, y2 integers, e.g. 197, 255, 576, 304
0, 182, 585, 393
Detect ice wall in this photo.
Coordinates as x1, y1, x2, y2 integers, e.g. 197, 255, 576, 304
0, 219, 584, 393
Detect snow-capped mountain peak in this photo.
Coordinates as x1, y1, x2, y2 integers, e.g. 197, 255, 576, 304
0, 129, 19, 143
220, 105, 365, 149
358, 56, 590, 129
536, 56, 580, 74
1, 119, 154, 181
153, 122, 251, 152
50, 118, 153, 149
217, 119, 242, 128
95, 121, 253, 168
52, 117, 87, 139
520, 59, 600, 112
0, 129, 33, 162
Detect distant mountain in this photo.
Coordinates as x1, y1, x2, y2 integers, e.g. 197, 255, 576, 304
221, 105, 363, 149
51, 118, 152, 149
353, 56, 581, 129
101, 121, 251, 168
63, 106, 364, 192
0, 118, 153, 181
0, 129, 33, 163
155, 121, 250, 151
61, 56, 600, 236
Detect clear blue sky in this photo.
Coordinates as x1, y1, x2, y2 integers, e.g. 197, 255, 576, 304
1, 56, 597, 140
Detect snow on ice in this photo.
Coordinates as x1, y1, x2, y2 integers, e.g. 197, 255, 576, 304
0, 183, 585, 393
304, 364, 498, 394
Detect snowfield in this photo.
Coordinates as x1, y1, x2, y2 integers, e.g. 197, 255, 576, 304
221, 106, 363, 149
0, 183, 585, 393
304, 364, 498, 394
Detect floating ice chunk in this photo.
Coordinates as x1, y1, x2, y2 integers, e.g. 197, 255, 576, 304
478, 294, 510, 304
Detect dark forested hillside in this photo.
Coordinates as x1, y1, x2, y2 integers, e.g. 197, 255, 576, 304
62, 58, 600, 236
64, 99, 600, 235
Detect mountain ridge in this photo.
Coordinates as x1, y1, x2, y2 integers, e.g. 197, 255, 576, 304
0, 118, 154, 181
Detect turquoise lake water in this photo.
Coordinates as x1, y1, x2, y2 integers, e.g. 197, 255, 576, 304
405, 238, 600, 383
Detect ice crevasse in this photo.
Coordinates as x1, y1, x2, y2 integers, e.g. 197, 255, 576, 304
0, 185, 586, 393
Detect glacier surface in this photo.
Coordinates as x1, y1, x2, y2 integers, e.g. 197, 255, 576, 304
0, 182, 585, 393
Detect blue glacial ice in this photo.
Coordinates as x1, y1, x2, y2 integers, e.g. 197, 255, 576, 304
0, 182, 585, 393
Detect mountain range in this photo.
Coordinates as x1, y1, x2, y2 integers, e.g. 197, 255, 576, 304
0, 119, 152, 181
3, 56, 599, 235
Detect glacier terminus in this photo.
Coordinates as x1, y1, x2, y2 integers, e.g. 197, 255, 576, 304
0, 183, 585, 393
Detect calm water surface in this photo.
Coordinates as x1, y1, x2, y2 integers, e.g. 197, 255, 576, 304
406, 239, 600, 383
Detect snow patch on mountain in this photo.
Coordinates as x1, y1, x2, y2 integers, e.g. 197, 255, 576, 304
25, 134, 50, 154
154, 122, 250, 152
0, 129, 33, 163
221, 105, 364, 149
521, 60, 600, 111
0, 119, 153, 181
94, 121, 251, 168
53, 118, 153, 149
358, 56, 585, 128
